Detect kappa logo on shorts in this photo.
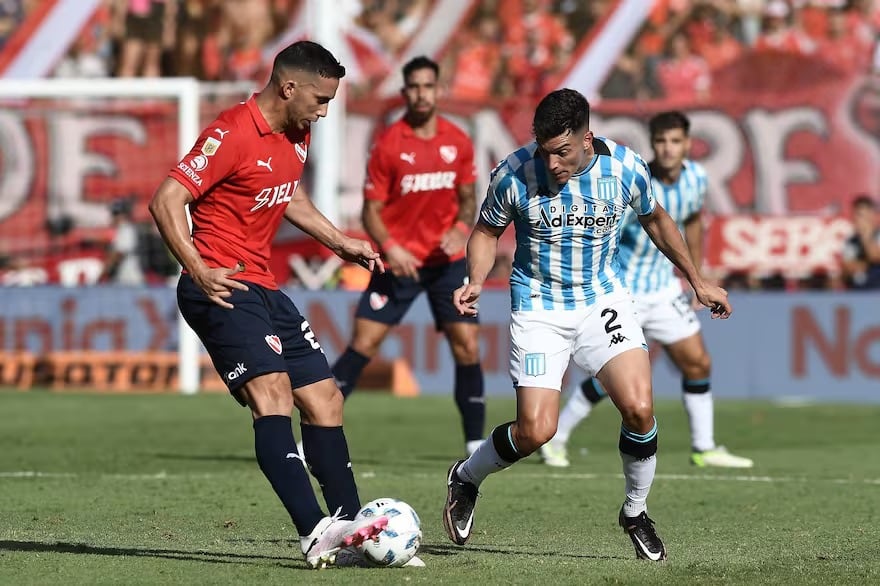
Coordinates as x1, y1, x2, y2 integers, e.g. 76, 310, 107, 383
369, 292, 389, 311
265, 334, 283, 355
609, 333, 629, 346
524, 353, 546, 377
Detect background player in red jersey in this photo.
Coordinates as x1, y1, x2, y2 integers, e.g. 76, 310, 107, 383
148, 41, 387, 569
331, 56, 486, 456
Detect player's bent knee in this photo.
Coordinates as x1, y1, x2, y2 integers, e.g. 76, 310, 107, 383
617, 400, 655, 434
241, 372, 294, 417
514, 417, 557, 455
683, 352, 711, 380
294, 378, 344, 426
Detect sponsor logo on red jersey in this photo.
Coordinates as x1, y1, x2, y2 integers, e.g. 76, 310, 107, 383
400, 171, 457, 195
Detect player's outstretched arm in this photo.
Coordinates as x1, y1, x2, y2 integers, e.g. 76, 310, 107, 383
638, 204, 732, 319
284, 185, 384, 273
453, 221, 504, 316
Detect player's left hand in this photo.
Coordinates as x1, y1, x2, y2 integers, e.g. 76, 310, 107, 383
693, 281, 732, 319
453, 282, 482, 316
335, 237, 385, 273
440, 225, 468, 256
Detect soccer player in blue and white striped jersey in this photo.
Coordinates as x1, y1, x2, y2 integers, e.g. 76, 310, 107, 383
544, 111, 753, 471
441, 92, 732, 562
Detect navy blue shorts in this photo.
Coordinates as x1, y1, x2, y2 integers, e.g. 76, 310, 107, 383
177, 274, 331, 405
354, 258, 479, 330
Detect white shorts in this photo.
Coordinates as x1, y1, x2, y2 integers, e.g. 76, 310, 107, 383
509, 291, 647, 391
634, 283, 701, 346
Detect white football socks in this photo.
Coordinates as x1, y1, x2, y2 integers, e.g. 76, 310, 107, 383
621, 452, 656, 518
682, 391, 715, 452
459, 437, 516, 487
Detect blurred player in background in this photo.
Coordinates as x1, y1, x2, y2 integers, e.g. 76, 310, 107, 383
841, 195, 880, 289
442, 90, 733, 562
541, 111, 753, 470
331, 56, 485, 456
148, 41, 388, 569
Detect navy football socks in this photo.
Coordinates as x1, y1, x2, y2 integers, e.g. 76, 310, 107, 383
454, 363, 486, 442
253, 415, 324, 535
331, 346, 370, 399
300, 423, 361, 520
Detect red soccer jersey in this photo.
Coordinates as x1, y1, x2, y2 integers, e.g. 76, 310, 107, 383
169, 95, 309, 289
364, 116, 476, 266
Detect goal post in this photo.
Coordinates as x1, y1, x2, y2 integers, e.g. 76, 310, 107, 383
0, 77, 203, 394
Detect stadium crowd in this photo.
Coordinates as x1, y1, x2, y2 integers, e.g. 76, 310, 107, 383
5, 0, 868, 99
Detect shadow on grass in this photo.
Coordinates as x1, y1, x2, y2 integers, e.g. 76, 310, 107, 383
0, 540, 302, 568
420, 543, 626, 560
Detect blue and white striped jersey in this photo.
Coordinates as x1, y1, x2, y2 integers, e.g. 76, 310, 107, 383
619, 159, 707, 294
480, 137, 655, 311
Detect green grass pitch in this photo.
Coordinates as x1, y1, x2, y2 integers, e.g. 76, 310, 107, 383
1, 391, 878, 584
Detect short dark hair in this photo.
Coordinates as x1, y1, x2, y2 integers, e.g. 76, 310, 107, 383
649, 110, 690, 137
532, 89, 590, 143
853, 194, 877, 209
271, 41, 345, 82
402, 56, 439, 82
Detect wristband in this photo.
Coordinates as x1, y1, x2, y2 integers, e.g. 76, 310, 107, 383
381, 237, 399, 251
454, 221, 470, 235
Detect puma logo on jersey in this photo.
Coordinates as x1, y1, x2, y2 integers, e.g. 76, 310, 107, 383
400, 171, 456, 195
400, 152, 416, 165
257, 157, 273, 172
214, 128, 229, 139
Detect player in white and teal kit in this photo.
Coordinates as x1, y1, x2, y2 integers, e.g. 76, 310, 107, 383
441, 91, 733, 562
542, 111, 753, 471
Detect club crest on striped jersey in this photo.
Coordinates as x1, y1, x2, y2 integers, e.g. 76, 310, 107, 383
596, 177, 619, 200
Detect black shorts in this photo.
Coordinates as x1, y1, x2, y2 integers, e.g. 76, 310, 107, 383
354, 258, 479, 330
125, 2, 165, 43
177, 274, 331, 405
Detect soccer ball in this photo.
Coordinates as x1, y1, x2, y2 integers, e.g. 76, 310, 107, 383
355, 498, 422, 567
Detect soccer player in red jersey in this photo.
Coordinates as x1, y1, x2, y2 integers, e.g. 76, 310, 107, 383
148, 41, 387, 569
331, 56, 485, 456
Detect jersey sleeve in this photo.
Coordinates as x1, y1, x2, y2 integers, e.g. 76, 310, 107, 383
456, 134, 477, 186
627, 153, 656, 216
479, 162, 518, 228
363, 142, 393, 202
168, 122, 240, 199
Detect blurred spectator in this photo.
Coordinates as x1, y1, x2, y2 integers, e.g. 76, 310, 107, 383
841, 195, 880, 289
0, 0, 24, 50
444, 12, 503, 102
754, 1, 816, 54
656, 32, 711, 102
819, 7, 871, 72
113, 0, 178, 77
100, 199, 145, 285
701, 18, 744, 70
55, 3, 113, 78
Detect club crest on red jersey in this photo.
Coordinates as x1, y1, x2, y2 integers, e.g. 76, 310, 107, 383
369, 292, 389, 311
439, 145, 457, 164
295, 142, 308, 163
265, 334, 283, 355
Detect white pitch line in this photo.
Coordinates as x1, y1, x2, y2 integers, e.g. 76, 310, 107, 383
1, 470, 879, 486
